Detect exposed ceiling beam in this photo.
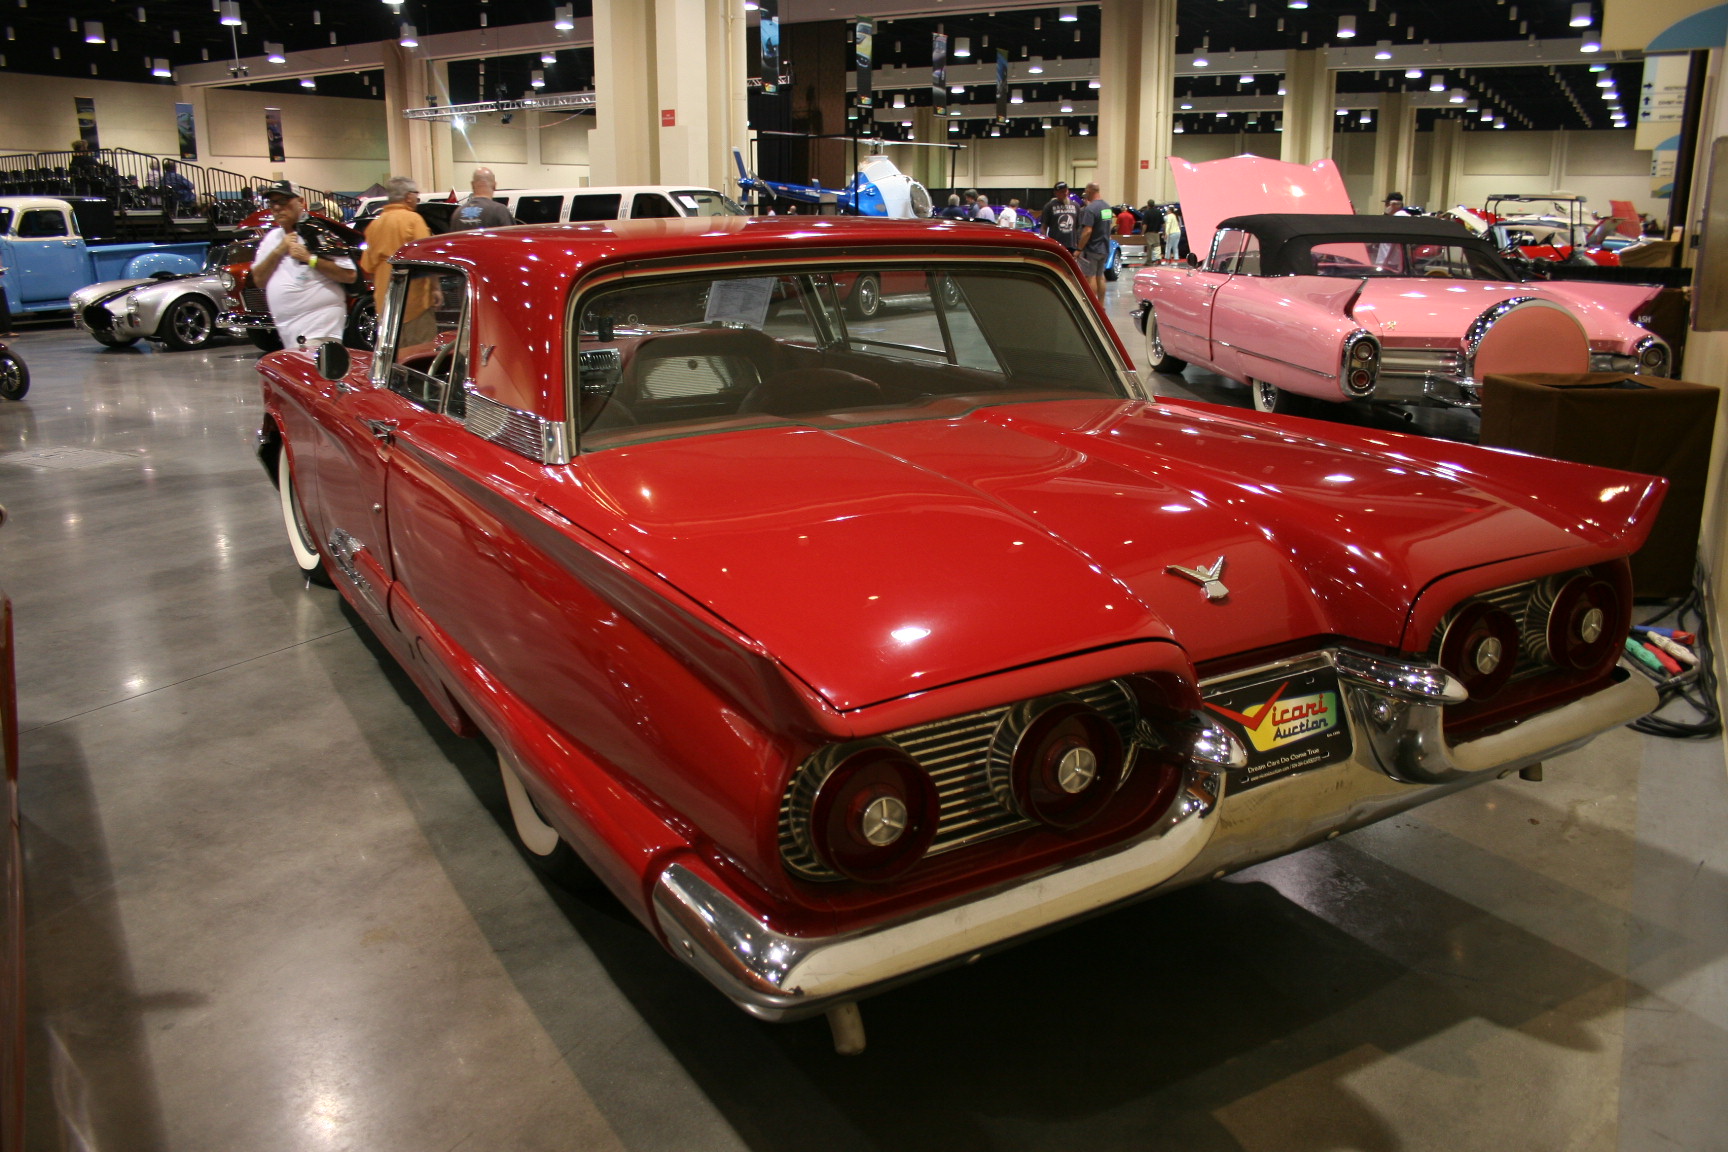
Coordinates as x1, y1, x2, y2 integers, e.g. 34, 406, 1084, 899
174, 18, 595, 88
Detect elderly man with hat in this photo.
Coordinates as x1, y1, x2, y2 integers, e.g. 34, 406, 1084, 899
251, 180, 358, 351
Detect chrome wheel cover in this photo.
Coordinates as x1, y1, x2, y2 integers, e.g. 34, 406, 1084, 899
170, 298, 213, 346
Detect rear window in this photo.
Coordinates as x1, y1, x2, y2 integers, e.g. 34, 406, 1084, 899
571, 263, 1125, 449
1305, 240, 1511, 280
631, 193, 680, 219
569, 194, 623, 221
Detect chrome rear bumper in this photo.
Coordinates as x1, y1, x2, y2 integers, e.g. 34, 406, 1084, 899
653, 650, 1655, 1020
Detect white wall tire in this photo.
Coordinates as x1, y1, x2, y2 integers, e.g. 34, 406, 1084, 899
497, 747, 595, 889
1249, 378, 1305, 415
1141, 306, 1187, 378
278, 447, 333, 586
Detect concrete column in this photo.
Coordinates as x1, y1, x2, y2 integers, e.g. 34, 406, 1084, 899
428, 60, 455, 192
908, 108, 947, 191
1370, 91, 1416, 208
1096, 0, 1178, 207
381, 43, 437, 188
1280, 50, 1335, 164
1043, 126, 1073, 190
593, 0, 748, 189
1427, 116, 1464, 212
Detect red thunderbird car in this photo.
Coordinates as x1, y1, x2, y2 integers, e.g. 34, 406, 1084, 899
256, 215, 1661, 1050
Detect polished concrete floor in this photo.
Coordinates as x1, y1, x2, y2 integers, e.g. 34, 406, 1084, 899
1, 287, 1725, 1151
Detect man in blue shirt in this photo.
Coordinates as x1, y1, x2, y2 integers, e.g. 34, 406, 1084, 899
1075, 182, 1111, 296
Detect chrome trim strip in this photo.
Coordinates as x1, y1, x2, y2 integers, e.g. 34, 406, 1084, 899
1216, 341, 1337, 380
464, 390, 571, 466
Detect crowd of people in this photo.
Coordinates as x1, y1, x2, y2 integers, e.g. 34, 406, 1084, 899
935, 182, 1174, 266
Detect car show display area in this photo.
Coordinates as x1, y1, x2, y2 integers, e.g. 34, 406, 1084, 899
0, 233, 1723, 1147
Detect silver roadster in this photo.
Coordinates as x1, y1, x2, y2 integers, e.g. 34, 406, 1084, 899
70, 239, 260, 351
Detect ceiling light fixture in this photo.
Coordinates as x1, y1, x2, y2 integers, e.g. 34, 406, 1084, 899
1580, 35, 1601, 53
218, 1, 241, 27
1288, 0, 1308, 8
554, 5, 575, 32
531, 69, 544, 88
892, 92, 905, 108
266, 41, 285, 63
1239, 73, 1253, 83
1061, 98, 1075, 111
1406, 67, 1422, 78
1337, 15, 1356, 36
954, 36, 970, 57
1374, 40, 1393, 59
152, 58, 172, 77
398, 22, 418, 47
950, 83, 964, 93
1430, 74, 1445, 91
1570, 2, 1592, 27
542, 52, 555, 64
1028, 56, 1043, 73
1010, 88, 1024, 103
1192, 53, 1208, 66
300, 76, 315, 88
1059, 5, 1078, 20
83, 20, 103, 43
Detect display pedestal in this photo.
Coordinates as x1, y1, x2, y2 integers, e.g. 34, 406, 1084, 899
1480, 372, 1719, 599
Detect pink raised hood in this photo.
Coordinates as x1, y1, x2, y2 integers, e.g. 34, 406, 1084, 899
1170, 154, 1355, 257
537, 399, 1662, 716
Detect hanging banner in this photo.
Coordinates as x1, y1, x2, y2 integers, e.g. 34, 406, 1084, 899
264, 107, 285, 163
74, 97, 100, 149
759, 0, 781, 95
174, 102, 198, 161
995, 50, 1009, 123
1637, 53, 1689, 150
854, 18, 874, 109
932, 33, 948, 116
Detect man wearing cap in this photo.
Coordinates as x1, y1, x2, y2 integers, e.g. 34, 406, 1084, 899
1039, 182, 1081, 255
449, 166, 515, 231
251, 181, 358, 351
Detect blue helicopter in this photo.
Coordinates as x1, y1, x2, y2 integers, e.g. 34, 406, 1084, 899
731, 145, 935, 218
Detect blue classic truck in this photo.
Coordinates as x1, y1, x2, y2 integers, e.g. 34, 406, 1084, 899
0, 197, 208, 315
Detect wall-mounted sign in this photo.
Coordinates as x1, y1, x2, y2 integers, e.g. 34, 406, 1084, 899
661, 109, 676, 127
74, 97, 99, 149
265, 107, 285, 163
1636, 53, 1688, 151
175, 102, 198, 161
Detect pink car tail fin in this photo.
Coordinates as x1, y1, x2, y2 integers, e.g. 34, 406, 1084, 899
1169, 154, 1354, 259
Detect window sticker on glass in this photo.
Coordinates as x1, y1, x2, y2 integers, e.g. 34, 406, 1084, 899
675, 194, 699, 212
703, 277, 774, 329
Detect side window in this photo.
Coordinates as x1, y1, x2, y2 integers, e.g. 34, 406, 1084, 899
1206, 229, 1248, 274
1235, 235, 1262, 276
17, 209, 69, 238
0, 208, 13, 235
379, 265, 469, 417
513, 195, 563, 225
631, 193, 680, 219
568, 194, 623, 221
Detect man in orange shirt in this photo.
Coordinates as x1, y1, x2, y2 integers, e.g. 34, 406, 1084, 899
359, 177, 435, 345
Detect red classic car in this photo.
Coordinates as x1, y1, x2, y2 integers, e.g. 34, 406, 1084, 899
256, 215, 1662, 1050
1136, 157, 1670, 414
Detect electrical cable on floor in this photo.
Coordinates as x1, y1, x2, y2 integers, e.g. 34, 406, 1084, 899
1627, 559, 1721, 739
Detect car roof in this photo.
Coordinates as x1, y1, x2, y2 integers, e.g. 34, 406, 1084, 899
395, 215, 1071, 273
1214, 212, 1509, 277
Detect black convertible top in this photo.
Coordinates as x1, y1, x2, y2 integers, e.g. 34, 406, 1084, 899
1213, 212, 1512, 277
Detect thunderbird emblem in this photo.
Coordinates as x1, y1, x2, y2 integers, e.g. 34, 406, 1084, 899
1167, 556, 1229, 602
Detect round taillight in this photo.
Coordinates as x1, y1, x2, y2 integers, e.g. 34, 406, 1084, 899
807, 746, 938, 882
1639, 343, 1667, 370
994, 699, 1125, 830
1438, 600, 1520, 699
1544, 574, 1622, 672
1353, 341, 1376, 362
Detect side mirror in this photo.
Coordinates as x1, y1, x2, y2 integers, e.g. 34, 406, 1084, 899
1185, 252, 1200, 268
314, 341, 351, 381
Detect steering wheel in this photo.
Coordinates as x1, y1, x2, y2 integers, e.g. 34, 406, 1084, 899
428, 339, 456, 380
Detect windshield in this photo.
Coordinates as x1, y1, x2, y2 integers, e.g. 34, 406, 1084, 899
572, 262, 1124, 449
204, 239, 258, 271
1304, 240, 1514, 281
671, 189, 746, 217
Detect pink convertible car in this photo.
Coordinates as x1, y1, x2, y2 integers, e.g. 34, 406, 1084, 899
1133, 156, 1671, 414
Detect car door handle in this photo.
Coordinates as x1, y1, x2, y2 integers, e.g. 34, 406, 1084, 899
363, 419, 398, 444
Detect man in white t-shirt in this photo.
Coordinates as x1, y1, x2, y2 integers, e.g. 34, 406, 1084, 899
251, 181, 358, 350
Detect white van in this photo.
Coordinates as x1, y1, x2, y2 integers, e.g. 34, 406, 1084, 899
352, 184, 743, 232
494, 185, 743, 224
